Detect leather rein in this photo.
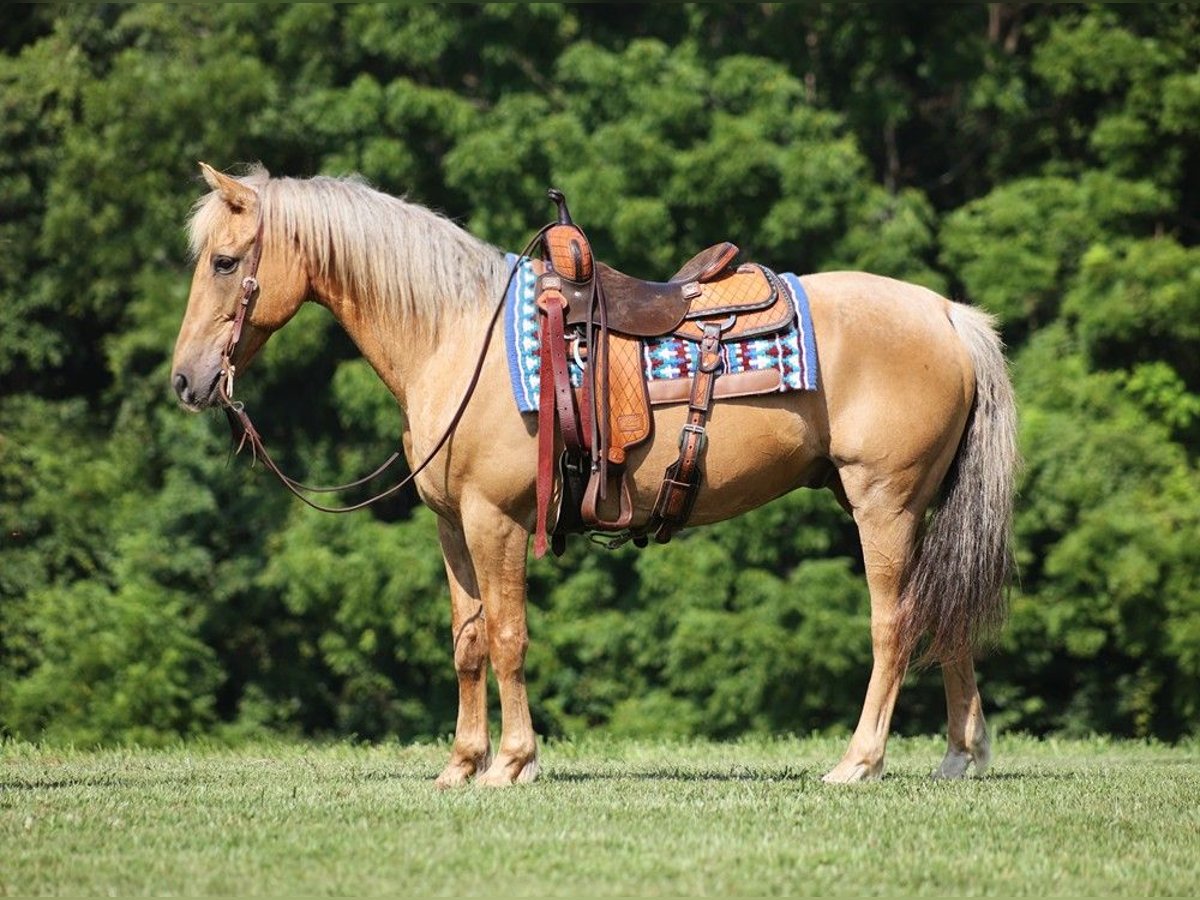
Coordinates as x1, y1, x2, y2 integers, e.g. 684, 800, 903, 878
215, 218, 550, 513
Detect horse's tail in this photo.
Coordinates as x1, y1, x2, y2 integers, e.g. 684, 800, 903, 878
895, 303, 1019, 666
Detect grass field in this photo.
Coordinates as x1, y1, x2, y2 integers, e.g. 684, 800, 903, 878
2, 734, 1198, 896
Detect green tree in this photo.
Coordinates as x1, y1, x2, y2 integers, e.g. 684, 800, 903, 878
3, 3, 1198, 746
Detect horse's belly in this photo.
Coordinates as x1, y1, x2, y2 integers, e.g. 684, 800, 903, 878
622, 391, 828, 527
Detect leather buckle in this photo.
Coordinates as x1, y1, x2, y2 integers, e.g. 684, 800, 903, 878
536, 288, 567, 313
679, 422, 707, 453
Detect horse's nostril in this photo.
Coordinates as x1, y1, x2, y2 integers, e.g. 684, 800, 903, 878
173, 372, 188, 399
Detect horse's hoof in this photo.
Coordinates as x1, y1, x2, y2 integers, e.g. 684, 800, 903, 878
822, 759, 883, 784
475, 750, 539, 787
932, 738, 990, 780
475, 767, 515, 788
435, 763, 475, 789
972, 736, 992, 776
932, 748, 971, 780
434, 748, 491, 789
515, 753, 540, 784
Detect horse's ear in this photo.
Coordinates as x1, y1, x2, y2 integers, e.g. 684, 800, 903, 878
198, 161, 258, 213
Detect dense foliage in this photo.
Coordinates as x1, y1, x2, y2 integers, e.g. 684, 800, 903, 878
2, 4, 1197, 746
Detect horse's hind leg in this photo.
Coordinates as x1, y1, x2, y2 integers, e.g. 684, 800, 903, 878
823, 477, 919, 784
934, 655, 991, 779
434, 518, 492, 788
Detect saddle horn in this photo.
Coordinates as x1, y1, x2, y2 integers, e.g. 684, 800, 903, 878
547, 187, 574, 225
542, 189, 592, 282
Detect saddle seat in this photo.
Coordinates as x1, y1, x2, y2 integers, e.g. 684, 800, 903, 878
560, 242, 737, 336
556, 242, 791, 341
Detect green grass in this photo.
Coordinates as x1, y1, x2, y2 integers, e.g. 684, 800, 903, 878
2, 735, 1198, 896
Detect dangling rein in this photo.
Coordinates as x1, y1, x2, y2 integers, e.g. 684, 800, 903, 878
216, 222, 551, 513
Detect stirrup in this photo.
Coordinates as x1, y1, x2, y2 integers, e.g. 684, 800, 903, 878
580, 469, 634, 531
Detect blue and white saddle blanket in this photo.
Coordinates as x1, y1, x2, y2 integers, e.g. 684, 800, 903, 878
502, 253, 819, 413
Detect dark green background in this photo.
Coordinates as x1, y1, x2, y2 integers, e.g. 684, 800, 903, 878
2, 3, 1198, 746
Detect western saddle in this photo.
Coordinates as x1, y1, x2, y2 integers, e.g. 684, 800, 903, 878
533, 189, 794, 557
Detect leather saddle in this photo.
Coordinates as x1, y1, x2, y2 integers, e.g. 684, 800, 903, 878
532, 189, 795, 557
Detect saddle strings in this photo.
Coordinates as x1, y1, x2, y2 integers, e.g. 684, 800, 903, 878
220, 225, 554, 514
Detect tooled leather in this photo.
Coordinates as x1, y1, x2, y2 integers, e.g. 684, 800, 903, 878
674, 269, 793, 342
645, 367, 781, 405
670, 242, 739, 283
545, 224, 593, 281
604, 333, 650, 462
680, 264, 776, 318
648, 320, 726, 542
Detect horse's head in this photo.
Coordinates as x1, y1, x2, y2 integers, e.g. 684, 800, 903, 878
171, 162, 308, 410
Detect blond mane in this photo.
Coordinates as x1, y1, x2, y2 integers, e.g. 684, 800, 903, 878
188, 166, 508, 324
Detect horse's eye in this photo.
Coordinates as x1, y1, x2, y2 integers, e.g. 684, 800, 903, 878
213, 255, 239, 275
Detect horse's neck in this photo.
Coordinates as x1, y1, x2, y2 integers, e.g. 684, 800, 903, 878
308, 262, 502, 424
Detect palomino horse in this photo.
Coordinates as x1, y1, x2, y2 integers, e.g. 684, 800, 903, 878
172, 163, 1017, 785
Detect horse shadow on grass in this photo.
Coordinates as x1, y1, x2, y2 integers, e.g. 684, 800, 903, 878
545, 765, 815, 784
539, 767, 1079, 784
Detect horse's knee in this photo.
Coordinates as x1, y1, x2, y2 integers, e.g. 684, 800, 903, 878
489, 622, 528, 676
454, 618, 488, 676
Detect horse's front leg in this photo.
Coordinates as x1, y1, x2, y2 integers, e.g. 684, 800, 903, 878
434, 517, 492, 788
459, 502, 539, 787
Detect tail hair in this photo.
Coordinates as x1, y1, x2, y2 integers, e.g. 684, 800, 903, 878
894, 303, 1019, 665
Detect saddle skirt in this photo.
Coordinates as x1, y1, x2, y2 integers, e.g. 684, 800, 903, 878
503, 253, 819, 414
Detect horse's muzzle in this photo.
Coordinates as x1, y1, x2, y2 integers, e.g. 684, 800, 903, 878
172, 368, 218, 411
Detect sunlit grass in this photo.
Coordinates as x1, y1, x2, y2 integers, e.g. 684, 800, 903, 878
3, 735, 1198, 896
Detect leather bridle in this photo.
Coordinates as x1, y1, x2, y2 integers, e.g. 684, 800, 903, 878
216, 220, 264, 406
213, 216, 550, 513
